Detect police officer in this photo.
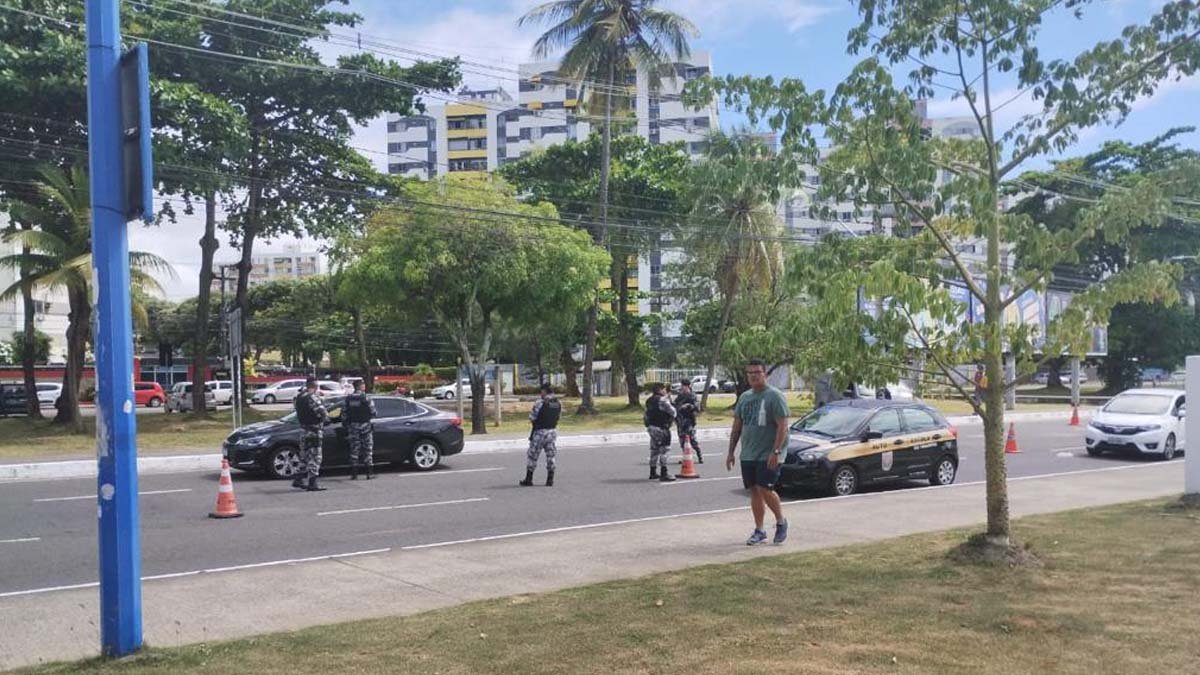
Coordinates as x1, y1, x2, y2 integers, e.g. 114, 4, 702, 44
293, 377, 329, 491
520, 383, 561, 487
645, 382, 677, 482
344, 379, 377, 480
673, 379, 702, 463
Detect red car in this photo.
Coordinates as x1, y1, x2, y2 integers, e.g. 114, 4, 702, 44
133, 381, 166, 408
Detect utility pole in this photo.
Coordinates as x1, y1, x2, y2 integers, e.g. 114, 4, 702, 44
86, 0, 150, 657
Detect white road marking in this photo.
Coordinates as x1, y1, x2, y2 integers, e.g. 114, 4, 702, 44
317, 497, 489, 517
393, 467, 503, 478
0, 548, 392, 599
0, 537, 40, 544
660, 476, 741, 486
33, 488, 193, 503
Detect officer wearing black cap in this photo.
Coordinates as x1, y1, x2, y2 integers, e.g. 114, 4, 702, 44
292, 376, 329, 491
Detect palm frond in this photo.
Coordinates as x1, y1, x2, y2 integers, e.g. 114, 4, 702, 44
0, 228, 72, 258
129, 251, 177, 280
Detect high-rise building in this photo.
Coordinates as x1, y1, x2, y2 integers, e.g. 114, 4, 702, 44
385, 51, 720, 179
243, 244, 324, 287
0, 216, 70, 362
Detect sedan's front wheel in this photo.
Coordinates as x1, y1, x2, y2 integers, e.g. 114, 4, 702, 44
829, 464, 858, 497
267, 446, 304, 479
411, 440, 442, 472
1162, 434, 1177, 461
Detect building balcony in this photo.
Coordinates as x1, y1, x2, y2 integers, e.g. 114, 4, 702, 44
447, 149, 487, 160
447, 127, 488, 139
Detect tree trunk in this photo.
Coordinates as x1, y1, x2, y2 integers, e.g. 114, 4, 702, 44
615, 257, 640, 407
54, 288, 88, 432
560, 348, 580, 397
192, 192, 218, 417
701, 265, 739, 412
1045, 356, 1064, 389
469, 366, 487, 435
19, 233, 42, 419
354, 308, 373, 391
532, 337, 544, 386
982, 211, 1011, 547
579, 299, 598, 414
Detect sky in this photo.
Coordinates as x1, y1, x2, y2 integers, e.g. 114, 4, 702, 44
140, 0, 1200, 299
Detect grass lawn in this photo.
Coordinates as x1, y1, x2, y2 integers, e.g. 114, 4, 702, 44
21, 499, 1200, 674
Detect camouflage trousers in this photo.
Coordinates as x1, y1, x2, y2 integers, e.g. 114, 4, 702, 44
526, 429, 558, 471
348, 422, 374, 467
677, 419, 700, 453
648, 426, 672, 469
301, 426, 323, 479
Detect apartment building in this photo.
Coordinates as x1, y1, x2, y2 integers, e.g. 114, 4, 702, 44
0, 216, 70, 362
245, 244, 324, 287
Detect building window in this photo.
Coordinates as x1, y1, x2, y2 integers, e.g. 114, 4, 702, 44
448, 137, 487, 151
519, 128, 532, 141
448, 116, 486, 130
448, 158, 488, 172
539, 125, 568, 138
387, 120, 401, 133
693, 117, 710, 128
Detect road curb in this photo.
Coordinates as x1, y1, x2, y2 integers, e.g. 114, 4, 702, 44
0, 410, 1087, 482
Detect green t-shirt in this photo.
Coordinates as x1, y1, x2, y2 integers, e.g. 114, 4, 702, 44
735, 386, 790, 461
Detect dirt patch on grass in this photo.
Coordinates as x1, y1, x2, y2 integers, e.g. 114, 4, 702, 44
948, 533, 1044, 568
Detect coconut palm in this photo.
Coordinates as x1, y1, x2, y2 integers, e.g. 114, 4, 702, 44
0, 165, 173, 431
686, 132, 789, 409
520, 0, 697, 413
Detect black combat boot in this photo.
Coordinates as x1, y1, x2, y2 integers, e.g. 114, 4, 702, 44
519, 469, 535, 487
350, 465, 359, 481
659, 469, 677, 482
545, 469, 555, 487
649, 466, 659, 480
306, 477, 327, 492
291, 476, 306, 489
365, 464, 374, 480
696, 448, 704, 464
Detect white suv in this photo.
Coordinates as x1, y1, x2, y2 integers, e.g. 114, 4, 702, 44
431, 379, 491, 400
251, 379, 306, 404
1085, 388, 1186, 460
206, 380, 235, 405
165, 382, 217, 413
36, 382, 62, 407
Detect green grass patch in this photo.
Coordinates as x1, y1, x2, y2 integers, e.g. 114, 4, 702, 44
20, 499, 1200, 674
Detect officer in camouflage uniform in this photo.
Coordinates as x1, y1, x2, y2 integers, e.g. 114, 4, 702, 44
343, 379, 377, 480
520, 383, 561, 487
293, 377, 329, 491
645, 382, 677, 482
673, 379, 702, 464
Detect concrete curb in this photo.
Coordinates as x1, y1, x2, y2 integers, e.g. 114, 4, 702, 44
0, 410, 1088, 483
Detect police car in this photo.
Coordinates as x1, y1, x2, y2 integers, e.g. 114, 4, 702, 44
780, 400, 959, 496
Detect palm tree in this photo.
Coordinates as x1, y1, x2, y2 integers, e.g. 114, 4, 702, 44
686, 133, 788, 410
0, 165, 172, 431
520, 0, 698, 413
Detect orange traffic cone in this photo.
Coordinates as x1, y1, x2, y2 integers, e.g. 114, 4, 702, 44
209, 459, 244, 519
1069, 405, 1080, 427
1004, 423, 1021, 454
677, 435, 700, 479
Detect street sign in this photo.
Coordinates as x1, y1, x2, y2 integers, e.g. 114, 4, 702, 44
118, 43, 153, 222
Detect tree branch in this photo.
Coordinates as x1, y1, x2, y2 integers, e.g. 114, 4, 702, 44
899, 304, 983, 416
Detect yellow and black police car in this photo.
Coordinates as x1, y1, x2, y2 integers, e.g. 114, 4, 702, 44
780, 399, 959, 496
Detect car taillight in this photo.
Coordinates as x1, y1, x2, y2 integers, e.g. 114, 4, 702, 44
948, 425, 958, 438
450, 417, 462, 427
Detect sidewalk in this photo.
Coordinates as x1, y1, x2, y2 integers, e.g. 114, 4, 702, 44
0, 409, 1082, 483
0, 457, 1172, 671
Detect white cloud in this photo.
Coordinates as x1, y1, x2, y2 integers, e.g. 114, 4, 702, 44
662, 0, 837, 35
925, 87, 1047, 137
1131, 73, 1200, 113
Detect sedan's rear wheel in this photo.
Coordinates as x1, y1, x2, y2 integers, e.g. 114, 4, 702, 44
443, 391, 455, 400
411, 440, 442, 471
267, 446, 303, 479
829, 464, 858, 497
930, 456, 957, 486
263, 394, 276, 404
1162, 434, 1177, 461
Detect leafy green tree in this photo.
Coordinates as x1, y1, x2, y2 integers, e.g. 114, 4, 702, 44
500, 134, 690, 405
342, 177, 609, 433
520, 0, 697, 414
691, 0, 1200, 551
9, 330, 49, 365
0, 166, 172, 430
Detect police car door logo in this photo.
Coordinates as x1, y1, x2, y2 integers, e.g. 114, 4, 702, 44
881, 451, 894, 472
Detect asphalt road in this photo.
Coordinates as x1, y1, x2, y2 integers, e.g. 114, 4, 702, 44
0, 418, 1181, 596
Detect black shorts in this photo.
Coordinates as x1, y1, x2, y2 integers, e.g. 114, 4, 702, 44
741, 460, 780, 489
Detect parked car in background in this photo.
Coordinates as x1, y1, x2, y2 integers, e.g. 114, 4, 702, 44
251, 379, 306, 404
339, 376, 364, 394
0, 384, 29, 416
431, 379, 490, 400
846, 382, 916, 401
223, 396, 465, 478
720, 380, 737, 393
1085, 388, 1185, 460
206, 380, 234, 405
36, 382, 62, 407
133, 381, 166, 408
690, 374, 719, 393
165, 382, 217, 413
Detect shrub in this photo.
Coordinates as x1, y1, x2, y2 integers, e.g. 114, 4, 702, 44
513, 385, 566, 396
410, 388, 433, 400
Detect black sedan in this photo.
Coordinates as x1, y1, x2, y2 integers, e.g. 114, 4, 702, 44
222, 396, 465, 479
779, 399, 959, 496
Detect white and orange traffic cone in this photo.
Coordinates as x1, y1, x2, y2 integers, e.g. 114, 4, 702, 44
1069, 405, 1080, 427
677, 435, 700, 479
209, 459, 244, 519
1004, 423, 1021, 455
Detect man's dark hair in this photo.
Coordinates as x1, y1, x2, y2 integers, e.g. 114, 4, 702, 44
540, 382, 553, 394
305, 376, 318, 387
746, 359, 767, 370
652, 382, 666, 394
680, 378, 691, 388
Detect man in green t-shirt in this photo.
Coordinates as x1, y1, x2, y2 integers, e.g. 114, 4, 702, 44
726, 359, 790, 546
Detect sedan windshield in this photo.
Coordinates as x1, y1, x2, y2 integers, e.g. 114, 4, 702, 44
792, 406, 870, 438
1103, 394, 1172, 415
279, 401, 343, 424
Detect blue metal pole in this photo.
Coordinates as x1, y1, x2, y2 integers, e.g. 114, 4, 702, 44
85, 0, 143, 657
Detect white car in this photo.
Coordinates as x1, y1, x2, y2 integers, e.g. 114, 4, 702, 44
431, 379, 491, 400
251, 379, 307, 404
36, 382, 62, 407
850, 382, 916, 401
206, 380, 235, 405
339, 376, 364, 394
1085, 389, 1186, 460
690, 374, 719, 393
165, 382, 217, 413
